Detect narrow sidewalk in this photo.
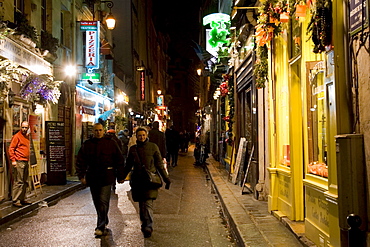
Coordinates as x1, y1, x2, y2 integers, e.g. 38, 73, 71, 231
205, 155, 315, 247
0, 176, 85, 227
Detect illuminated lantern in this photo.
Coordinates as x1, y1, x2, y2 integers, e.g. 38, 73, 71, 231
296, 2, 307, 17
280, 12, 289, 22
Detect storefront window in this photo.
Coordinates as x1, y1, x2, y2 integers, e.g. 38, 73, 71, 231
12, 103, 29, 135
12, 105, 21, 129
278, 84, 290, 167
307, 62, 328, 178
244, 90, 252, 144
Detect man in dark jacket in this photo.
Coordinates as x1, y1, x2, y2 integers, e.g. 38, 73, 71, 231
148, 121, 166, 159
123, 127, 171, 238
76, 123, 125, 236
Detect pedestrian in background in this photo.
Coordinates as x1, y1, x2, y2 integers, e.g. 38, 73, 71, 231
165, 121, 180, 167
149, 121, 168, 173
123, 127, 171, 238
76, 123, 125, 236
179, 131, 185, 152
105, 128, 123, 193
183, 130, 190, 152
128, 126, 138, 149
118, 129, 130, 160
105, 129, 123, 152
148, 121, 166, 159
8, 121, 32, 207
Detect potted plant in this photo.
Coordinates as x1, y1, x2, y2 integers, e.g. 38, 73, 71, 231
13, 12, 38, 46
40, 30, 59, 62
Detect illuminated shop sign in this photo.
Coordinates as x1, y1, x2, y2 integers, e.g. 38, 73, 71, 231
116, 90, 129, 105
85, 21, 100, 69
140, 71, 145, 101
202, 13, 230, 57
157, 95, 163, 106
81, 73, 100, 83
80, 21, 98, 30
0, 37, 52, 75
156, 106, 166, 110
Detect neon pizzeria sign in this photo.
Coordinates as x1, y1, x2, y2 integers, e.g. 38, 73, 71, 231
83, 21, 100, 70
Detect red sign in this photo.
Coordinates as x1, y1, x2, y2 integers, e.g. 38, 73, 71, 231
140, 71, 145, 101
80, 21, 98, 30
85, 22, 100, 69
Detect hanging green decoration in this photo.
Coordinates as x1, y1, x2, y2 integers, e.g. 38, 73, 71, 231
254, 45, 269, 88
220, 74, 235, 146
306, 0, 332, 53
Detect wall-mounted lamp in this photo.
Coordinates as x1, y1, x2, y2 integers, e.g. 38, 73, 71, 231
157, 89, 162, 95
101, 1, 116, 30
197, 68, 202, 76
136, 66, 145, 71
194, 96, 198, 101
8, 89, 15, 107
64, 65, 77, 76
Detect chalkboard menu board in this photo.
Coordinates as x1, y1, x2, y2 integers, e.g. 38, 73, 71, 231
46, 121, 66, 185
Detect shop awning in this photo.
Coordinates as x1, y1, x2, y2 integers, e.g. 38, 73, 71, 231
98, 108, 116, 121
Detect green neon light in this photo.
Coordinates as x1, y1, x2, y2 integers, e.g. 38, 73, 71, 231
203, 13, 230, 26
203, 13, 231, 48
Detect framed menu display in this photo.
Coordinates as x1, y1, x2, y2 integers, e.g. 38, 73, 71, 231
46, 121, 66, 185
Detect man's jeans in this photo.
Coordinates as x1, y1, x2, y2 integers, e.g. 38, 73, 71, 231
12, 161, 29, 203
90, 184, 111, 230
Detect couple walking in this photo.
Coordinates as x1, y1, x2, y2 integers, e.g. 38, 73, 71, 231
76, 123, 171, 238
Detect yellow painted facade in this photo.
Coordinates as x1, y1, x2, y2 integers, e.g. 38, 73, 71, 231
267, 5, 344, 246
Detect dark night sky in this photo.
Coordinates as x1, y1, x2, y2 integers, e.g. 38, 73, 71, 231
153, 0, 202, 59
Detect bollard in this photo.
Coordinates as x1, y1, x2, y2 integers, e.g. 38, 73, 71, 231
347, 214, 365, 247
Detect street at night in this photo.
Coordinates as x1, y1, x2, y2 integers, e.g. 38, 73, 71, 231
0, 148, 235, 247
0, 0, 368, 246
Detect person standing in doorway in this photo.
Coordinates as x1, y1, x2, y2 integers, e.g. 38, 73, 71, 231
76, 123, 125, 236
123, 127, 171, 238
9, 121, 32, 207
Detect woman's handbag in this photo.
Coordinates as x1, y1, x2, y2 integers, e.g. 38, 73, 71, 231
133, 146, 163, 188
146, 169, 163, 188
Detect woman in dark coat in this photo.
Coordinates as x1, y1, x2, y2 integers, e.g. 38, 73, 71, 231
122, 127, 171, 238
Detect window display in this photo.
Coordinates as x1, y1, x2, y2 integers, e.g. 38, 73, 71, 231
307, 62, 328, 178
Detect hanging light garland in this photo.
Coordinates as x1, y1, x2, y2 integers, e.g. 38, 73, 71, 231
0, 24, 62, 106
20, 74, 61, 105
220, 74, 235, 146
